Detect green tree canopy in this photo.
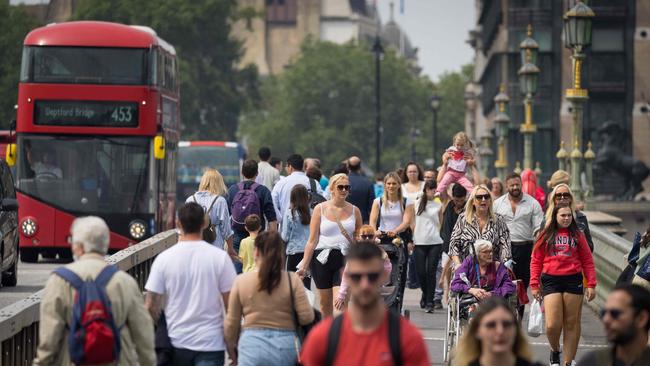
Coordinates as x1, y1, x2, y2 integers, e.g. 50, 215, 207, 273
74, 0, 259, 140
0, 3, 38, 129
240, 40, 472, 174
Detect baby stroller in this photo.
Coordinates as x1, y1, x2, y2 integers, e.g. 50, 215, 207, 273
377, 232, 408, 315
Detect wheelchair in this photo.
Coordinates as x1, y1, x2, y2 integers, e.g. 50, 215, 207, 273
442, 279, 522, 363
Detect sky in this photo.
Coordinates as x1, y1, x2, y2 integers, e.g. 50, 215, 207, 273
376, 0, 476, 81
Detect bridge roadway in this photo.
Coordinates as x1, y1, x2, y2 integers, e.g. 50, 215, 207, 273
401, 288, 609, 365
1, 261, 609, 365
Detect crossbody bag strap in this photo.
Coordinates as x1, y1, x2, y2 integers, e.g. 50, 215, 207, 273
287, 272, 300, 330
333, 207, 354, 245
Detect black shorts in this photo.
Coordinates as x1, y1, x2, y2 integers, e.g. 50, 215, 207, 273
310, 249, 345, 289
541, 273, 584, 297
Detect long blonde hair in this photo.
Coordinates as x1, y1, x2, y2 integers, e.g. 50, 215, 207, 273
464, 184, 495, 224
453, 297, 532, 366
382, 172, 404, 208
198, 168, 227, 196
544, 183, 576, 230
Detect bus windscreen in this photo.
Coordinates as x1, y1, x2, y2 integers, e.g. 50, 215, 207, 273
22, 46, 147, 85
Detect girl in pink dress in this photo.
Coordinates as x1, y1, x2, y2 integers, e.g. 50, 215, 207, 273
436, 132, 476, 196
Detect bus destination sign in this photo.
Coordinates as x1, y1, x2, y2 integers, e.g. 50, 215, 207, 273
34, 100, 139, 127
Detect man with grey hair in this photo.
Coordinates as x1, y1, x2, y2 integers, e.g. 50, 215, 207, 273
34, 216, 155, 365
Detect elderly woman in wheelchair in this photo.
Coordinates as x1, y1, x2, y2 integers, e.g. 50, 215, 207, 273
450, 239, 516, 304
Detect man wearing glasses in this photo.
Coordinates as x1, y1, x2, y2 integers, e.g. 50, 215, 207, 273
577, 284, 650, 366
300, 241, 429, 366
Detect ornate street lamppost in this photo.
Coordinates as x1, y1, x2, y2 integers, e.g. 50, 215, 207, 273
563, 0, 594, 202
429, 94, 442, 167
518, 24, 540, 171
493, 84, 510, 183
372, 35, 384, 174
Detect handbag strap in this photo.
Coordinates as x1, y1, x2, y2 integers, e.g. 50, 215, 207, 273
287, 272, 300, 333
332, 205, 355, 245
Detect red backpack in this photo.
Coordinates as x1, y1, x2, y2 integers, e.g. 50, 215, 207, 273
54, 265, 121, 365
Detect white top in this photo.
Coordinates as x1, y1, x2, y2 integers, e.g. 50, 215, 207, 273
255, 161, 280, 191
492, 193, 544, 242
317, 204, 356, 253
413, 198, 444, 245
401, 182, 424, 203
446, 145, 473, 172
271, 171, 324, 224
375, 197, 406, 232
145, 241, 237, 352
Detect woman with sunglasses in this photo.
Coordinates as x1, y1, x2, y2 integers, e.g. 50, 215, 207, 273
530, 204, 596, 366
453, 297, 542, 366
449, 185, 511, 267
413, 180, 445, 312
298, 173, 362, 318
542, 183, 593, 251
370, 172, 414, 242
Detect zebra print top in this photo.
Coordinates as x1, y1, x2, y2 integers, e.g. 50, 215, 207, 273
448, 212, 512, 263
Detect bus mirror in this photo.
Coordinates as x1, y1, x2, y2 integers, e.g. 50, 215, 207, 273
154, 136, 165, 160
5, 144, 16, 167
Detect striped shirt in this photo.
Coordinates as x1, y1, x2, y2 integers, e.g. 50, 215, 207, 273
448, 212, 512, 263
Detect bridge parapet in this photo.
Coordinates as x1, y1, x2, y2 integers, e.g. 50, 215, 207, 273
0, 230, 178, 366
589, 224, 632, 312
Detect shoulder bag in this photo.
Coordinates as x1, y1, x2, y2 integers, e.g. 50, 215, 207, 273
288, 272, 321, 365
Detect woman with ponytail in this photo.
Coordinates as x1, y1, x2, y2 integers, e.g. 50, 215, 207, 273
225, 231, 315, 365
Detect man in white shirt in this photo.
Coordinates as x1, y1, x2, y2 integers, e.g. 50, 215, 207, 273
493, 172, 544, 319
271, 154, 324, 225
145, 202, 237, 366
255, 147, 280, 190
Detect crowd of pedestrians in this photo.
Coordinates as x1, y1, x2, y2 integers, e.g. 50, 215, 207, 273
32, 144, 650, 366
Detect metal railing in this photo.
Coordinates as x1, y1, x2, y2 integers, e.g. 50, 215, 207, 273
0, 230, 178, 366
589, 224, 632, 312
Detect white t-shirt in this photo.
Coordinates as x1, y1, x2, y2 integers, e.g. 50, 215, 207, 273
375, 197, 408, 232
413, 198, 444, 245
145, 240, 237, 351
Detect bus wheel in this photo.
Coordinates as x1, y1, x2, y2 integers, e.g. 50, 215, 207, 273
1, 255, 17, 287
59, 249, 73, 262
20, 248, 38, 263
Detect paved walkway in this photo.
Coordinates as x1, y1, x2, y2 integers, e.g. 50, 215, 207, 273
402, 288, 609, 365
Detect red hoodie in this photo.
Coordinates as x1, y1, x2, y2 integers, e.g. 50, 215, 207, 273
529, 228, 596, 289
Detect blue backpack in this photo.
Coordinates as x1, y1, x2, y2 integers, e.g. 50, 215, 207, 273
54, 265, 121, 365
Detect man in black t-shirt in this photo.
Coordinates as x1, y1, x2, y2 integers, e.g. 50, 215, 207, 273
435, 183, 467, 309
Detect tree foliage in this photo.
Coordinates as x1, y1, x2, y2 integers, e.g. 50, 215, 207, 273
74, 0, 259, 140
240, 40, 472, 173
0, 3, 38, 129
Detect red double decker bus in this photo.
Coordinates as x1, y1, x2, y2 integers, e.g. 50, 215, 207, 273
9, 21, 180, 262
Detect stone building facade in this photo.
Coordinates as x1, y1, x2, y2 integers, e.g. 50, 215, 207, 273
467, 0, 650, 198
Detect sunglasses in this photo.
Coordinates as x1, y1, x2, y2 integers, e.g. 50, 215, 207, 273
600, 308, 624, 320
347, 271, 382, 283
555, 192, 572, 200
475, 194, 491, 201
483, 319, 516, 330
360, 234, 375, 240
337, 185, 351, 191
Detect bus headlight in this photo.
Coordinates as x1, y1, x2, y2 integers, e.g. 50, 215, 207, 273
129, 220, 147, 240
21, 218, 38, 238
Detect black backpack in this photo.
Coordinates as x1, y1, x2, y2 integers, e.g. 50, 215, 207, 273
192, 194, 219, 243
308, 179, 327, 208
325, 311, 402, 366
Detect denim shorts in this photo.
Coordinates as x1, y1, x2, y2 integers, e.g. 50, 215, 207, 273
237, 328, 297, 366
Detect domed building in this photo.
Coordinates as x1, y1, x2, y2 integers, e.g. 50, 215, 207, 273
380, 2, 420, 74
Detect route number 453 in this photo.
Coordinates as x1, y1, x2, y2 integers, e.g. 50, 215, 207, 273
111, 107, 133, 123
